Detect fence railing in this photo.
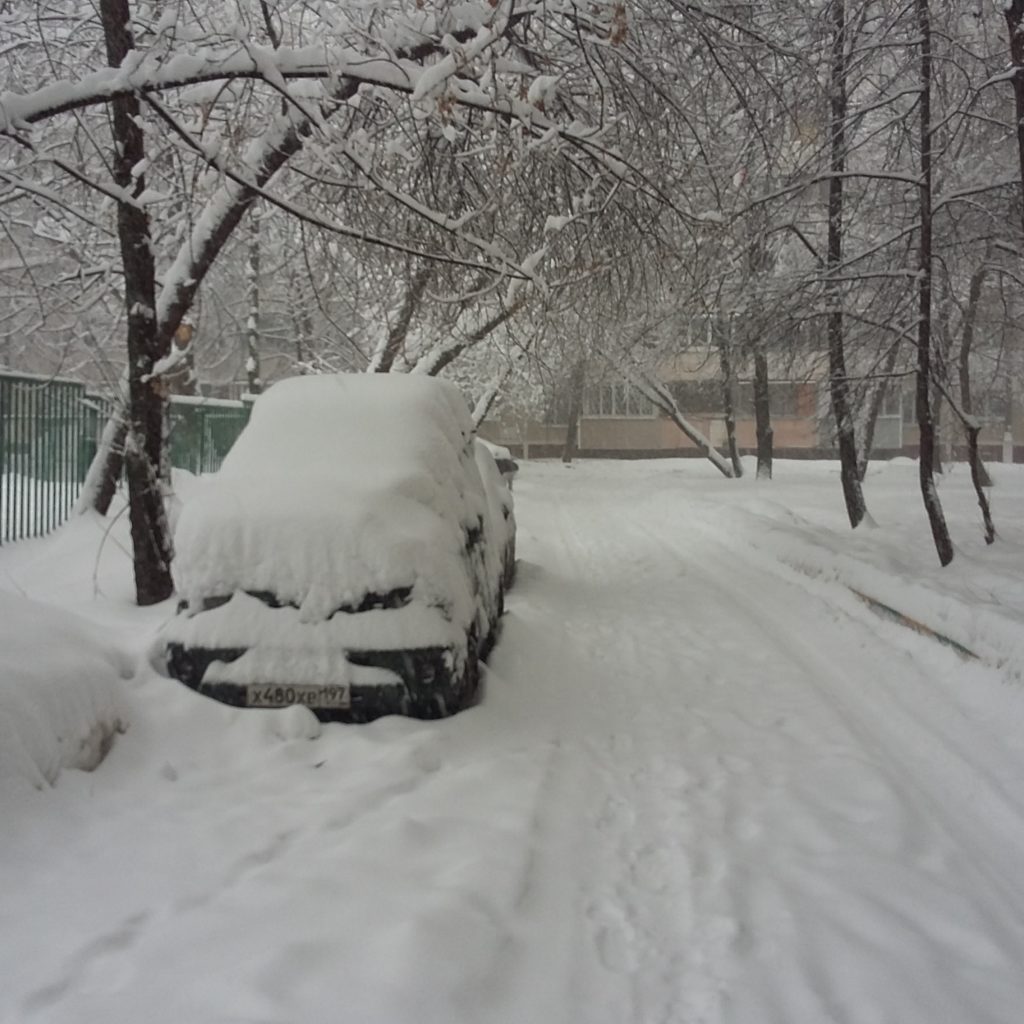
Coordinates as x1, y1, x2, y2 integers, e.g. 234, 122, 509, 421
1, 370, 251, 545
168, 395, 252, 476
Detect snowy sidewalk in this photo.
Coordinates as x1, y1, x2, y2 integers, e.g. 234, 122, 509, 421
2, 459, 1024, 1024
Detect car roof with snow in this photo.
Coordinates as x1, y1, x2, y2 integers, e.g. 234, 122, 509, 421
220, 373, 475, 487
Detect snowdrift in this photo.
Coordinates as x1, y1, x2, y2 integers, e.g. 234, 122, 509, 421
0, 592, 131, 789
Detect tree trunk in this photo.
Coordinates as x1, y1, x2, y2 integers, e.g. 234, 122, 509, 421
561, 360, 586, 464
290, 271, 315, 371
101, 0, 174, 604
958, 263, 991, 487
953, 262, 995, 541
753, 352, 773, 479
915, 0, 954, 566
77, 370, 128, 515
933, 285, 959, 475
1005, 1, 1024, 241
630, 372, 734, 478
826, 0, 867, 528
930, 373, 944, 476
371, 264, 434, 373
419, 298, 525, 377
856, 342, 900, 481
716, 323, 743, 477
965, 422, 996, 543
471, 369, 511, 431
246, 213, 263, 394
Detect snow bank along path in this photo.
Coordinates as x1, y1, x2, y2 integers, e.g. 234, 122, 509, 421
2, 460, 1024, 1023
0, 592, 131, 789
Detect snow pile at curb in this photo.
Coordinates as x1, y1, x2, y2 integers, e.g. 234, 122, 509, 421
684, 461, 1024, 680
0, 592, 132, 790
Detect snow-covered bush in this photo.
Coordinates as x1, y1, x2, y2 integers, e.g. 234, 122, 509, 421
0, 593, 131, 790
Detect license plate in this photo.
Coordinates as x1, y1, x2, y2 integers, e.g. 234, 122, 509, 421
246, 684, 350, 709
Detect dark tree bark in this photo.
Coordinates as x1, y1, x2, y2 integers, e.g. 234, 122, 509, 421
561, 360, 587, 464
915, 0, 954, 566
930, 372, 944, 476
421, 299, 524, 377
100, 0, 173, 603
80, 18, 516, 503
826, 0, 868, 528
373, 264, 434, 373
966, 420, 996, 544
716, 320, 743, 478
752, 352, 773, 480
289, 271, 314, 371
1005, 1, 1024, 241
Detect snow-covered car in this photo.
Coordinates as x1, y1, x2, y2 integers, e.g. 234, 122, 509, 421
156, 374, 515, 722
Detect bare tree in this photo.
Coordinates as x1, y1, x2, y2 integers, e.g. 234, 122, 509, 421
826, 0, 868, 528
915, 0, 954, 565
99, 0, 173, 603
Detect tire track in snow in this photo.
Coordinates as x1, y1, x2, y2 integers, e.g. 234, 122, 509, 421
618, 498, 1024, 1023
509, 468, 1024, 1024
507, 482, 750, 1024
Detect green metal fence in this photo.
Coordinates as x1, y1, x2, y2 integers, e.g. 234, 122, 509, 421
0, 372, 93, 544
167, 396, 252, 475
1, 370, 251, 545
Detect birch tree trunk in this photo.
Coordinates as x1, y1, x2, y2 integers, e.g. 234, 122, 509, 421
628, 372, 734, 478
76, 369, 128, 515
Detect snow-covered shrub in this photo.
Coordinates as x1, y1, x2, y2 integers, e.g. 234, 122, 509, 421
0, 593, 131, 789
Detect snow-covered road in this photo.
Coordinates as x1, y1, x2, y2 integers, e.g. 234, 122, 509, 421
3, 460, 1024, 1023
497, 464, 1024, 1024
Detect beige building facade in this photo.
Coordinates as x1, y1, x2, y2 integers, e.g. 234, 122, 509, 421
481, 375, 1023, 463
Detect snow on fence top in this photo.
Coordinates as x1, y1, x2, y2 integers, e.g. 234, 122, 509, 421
171, 374, 489, 633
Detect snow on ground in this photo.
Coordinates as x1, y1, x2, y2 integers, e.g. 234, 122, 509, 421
0, 474, 82, 545
0, 591, 131, 789
2, 457, 1024, 1023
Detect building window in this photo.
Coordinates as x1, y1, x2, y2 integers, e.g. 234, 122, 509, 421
736, 382, 801, 417
665, 379, 721, 415
977, 390, 1009, 422
902, 389, 916, 425
879, 386, 902, 418
582, 383, 655, 418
